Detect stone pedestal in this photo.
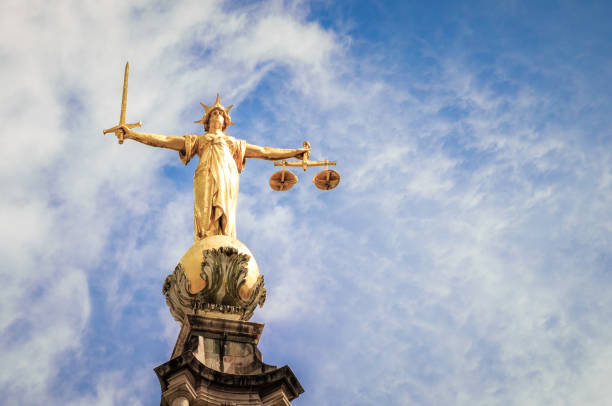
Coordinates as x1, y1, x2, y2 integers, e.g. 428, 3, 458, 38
155, 315, 303, 406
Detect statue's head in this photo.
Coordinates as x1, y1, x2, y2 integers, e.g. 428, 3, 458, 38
194, 94, 235, 132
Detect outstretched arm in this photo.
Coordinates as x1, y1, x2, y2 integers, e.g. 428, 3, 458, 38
245, 143, 310, 160
115, 125, 186, 152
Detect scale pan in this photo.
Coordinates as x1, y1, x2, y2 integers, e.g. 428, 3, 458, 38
269, 170, 298, 191
313, 169, 340, 190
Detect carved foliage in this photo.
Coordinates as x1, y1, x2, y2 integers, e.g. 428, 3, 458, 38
198, 246, 247, 304
163, 263, 195, 322
163, 246, 266, 322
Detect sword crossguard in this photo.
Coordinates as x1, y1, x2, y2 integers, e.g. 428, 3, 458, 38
102, 121, 142, 144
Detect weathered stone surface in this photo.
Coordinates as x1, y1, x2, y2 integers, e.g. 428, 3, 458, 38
155, 315, 303, 406
171, 397, 190, 406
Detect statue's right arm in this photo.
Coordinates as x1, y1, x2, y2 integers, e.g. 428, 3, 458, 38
119, 126, 186, 152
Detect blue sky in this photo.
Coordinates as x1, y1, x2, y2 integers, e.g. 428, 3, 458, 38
1, 0, 611, 405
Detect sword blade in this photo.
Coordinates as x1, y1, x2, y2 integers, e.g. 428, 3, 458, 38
119, 62, 129, 125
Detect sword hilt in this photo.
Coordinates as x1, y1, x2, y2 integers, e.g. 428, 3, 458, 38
102, 121, 142, 144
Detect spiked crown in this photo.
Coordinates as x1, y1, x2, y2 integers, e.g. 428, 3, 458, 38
194, 93, 235, 131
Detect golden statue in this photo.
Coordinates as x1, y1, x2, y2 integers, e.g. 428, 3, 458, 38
104, 63, 338, 322
108, 91, 308, 241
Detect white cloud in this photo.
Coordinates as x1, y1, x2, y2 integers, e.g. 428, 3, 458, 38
0, 267, 90, 401
63, 369, 150, 406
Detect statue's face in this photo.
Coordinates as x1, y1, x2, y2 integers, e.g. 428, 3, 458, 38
209, 109, 225, 130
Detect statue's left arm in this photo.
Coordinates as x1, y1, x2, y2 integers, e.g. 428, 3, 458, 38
245, 143, 309, 161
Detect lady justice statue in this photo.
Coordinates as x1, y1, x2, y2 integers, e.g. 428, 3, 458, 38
112, 93, 308, 242
103, 63, 319, 322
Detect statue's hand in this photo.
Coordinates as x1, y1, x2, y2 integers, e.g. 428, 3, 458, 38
111, 124, 131, 142
117, 124, 132, 137
110, 125, 132, 145
296, 141, 311, 160
103, 121, 141, 144
295, 149, 309, 160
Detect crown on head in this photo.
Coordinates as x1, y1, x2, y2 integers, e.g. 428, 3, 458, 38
194, 93, 235, 130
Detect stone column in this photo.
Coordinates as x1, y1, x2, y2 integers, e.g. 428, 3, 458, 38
155, 315, 303, 406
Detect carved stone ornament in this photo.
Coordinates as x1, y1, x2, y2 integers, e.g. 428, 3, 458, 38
164, 246, 266, 322
155, 315, 304, 406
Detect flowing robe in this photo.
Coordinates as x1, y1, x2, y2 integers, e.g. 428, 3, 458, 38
179, 132, 247, 241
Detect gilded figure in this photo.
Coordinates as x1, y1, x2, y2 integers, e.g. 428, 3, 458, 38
111, 94, 309, 241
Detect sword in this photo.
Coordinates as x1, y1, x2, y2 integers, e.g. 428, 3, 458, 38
103, 62, 142, 144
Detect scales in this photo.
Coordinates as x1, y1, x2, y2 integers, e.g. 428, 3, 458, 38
269, 141, 340, 191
